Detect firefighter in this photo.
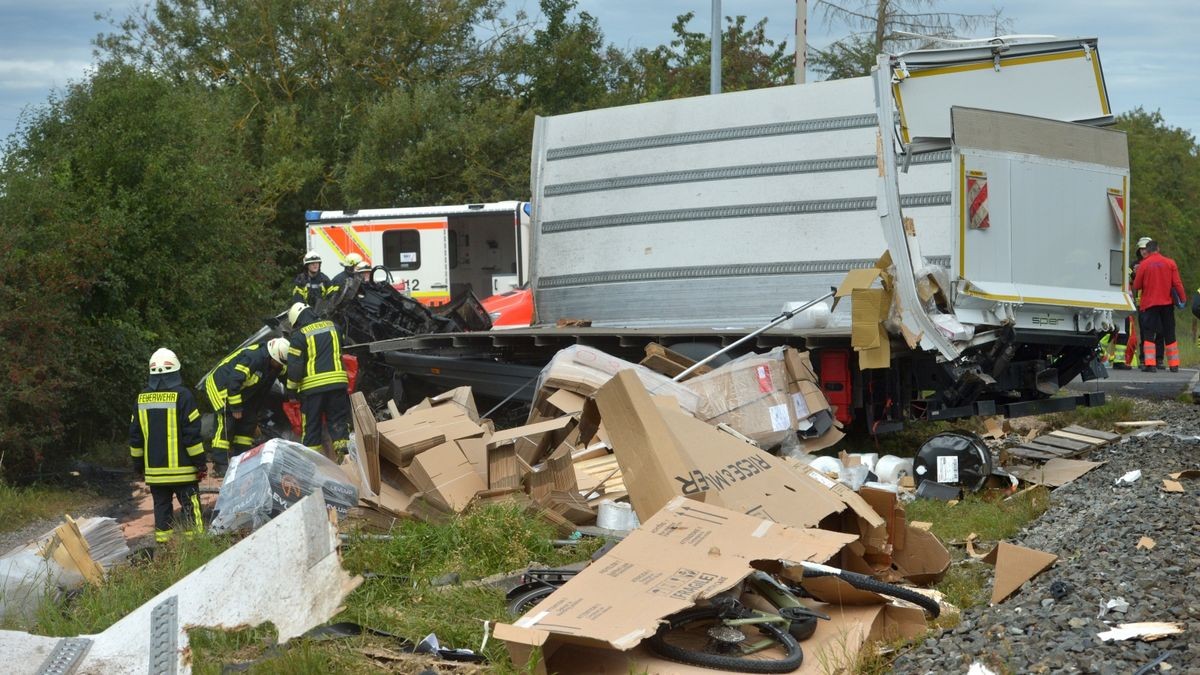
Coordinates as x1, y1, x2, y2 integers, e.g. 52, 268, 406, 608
285, 302, 351, 455
199, 338, 290, 475
328, 252, 364, 298
1132, 239, 1186, 372
129, 348, 207, 544
291, 251, 333, 307
354, 259, 373, 284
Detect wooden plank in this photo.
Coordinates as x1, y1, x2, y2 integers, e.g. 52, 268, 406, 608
1007, 446, 1061, 461
1030, 434, 1092, 452
1048, 430, 1109, 445
1060, 425, 1120, 441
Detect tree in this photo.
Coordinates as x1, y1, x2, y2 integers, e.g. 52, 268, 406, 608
0, 63, 281, 473
809, 0, 1010, 79
615, 12, 792, 103
1115, 108, 1200, 290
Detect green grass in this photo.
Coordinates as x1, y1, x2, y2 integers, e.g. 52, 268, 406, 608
17, 502, 600, 673
905, 486, 1050, 543
1040, 395, 1140, 432
0, 481, 97, 534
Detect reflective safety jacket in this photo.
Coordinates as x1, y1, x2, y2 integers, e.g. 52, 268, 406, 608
129, 383, 206, 485
287, 308, 349, 395
291, 271, 333, 306
328, 269, 356, 298
200, 343, 279, 413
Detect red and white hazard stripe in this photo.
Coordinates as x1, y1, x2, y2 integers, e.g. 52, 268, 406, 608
966, 173, 989, 230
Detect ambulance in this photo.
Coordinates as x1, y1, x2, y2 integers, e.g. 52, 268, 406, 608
304, 201, 531, 308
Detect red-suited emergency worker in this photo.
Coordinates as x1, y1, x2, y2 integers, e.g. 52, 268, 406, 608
1132, 239, 1186, 372
129, 348, 206, 543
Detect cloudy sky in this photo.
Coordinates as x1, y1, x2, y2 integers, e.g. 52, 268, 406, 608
2, 1, 1197, 141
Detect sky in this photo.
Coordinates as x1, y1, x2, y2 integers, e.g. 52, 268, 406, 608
1, 1, 1197, 141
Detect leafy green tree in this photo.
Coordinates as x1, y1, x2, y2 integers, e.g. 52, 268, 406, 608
0, 63, 280, 472
615, 12, 792, 102
1116, 108, 1200, 289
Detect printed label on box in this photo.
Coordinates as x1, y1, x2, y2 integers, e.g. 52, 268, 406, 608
755, 365, 773, 393
768, 404, 791, 432
936, 455, 959, 484
792, 392, 810, 419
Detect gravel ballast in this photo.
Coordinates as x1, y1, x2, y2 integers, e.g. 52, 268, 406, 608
893, 401, 1200, 674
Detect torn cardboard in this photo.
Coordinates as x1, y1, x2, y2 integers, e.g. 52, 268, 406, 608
983, 542, 1057, 604
596, 370, 848, 528
493, 497, 857, 672
834, 258, 893, 370
1008, 458, 1105, 488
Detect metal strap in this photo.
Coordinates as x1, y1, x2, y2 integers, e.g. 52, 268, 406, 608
545, 114, 879, 160
537, 256, 952, 289
544, 151, 952, 197
541, 192, 951, 234
149, 595, 179, 675
35, 638, 92, 675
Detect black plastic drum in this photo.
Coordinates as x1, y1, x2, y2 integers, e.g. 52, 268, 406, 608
913, 431, 993, 492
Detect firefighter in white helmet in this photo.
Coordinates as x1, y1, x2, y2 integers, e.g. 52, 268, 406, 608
285, 303, 351, 455
129, 348, 206, 543
291, 251, 332, 307
197, 338, 291, 475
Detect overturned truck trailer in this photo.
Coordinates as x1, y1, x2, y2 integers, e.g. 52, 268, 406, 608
376, 37, 1134, 432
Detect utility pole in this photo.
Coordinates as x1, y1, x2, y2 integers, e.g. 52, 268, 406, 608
795, 0, 807, 84
710, 0, 721, 94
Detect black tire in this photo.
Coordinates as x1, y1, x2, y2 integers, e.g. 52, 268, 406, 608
507, 585, 556, 617
804, 570, 940, 618
647, 606, 803, 673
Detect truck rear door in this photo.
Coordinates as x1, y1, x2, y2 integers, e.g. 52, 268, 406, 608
948, 107, 1134, 329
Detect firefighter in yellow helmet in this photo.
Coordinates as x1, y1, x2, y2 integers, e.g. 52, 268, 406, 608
129, 348, 206, 543
198, 338, 290, 476
328, 252, 364, 299
285, 303, 351, 454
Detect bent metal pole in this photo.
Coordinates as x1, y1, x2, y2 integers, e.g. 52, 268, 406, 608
671, 289, 836, 382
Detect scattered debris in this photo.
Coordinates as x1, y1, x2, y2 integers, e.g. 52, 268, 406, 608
1007, 425, 1118, 461
1115, 469, 1143, 486
0, 494, 360, 674
1099, 596, 1130, 617
1137, 536, 1157, 550
913, 431, 992, 492
1097, 622, 1184, 643
1113, 420, 1168, 429
1006, 458, 1106, 488
983, 542, 1057, 604
1161, 479, 1184, 493
1047, 580, 1072, 601
210, 438, 359, 534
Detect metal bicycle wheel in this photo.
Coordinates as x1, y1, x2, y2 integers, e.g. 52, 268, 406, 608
646, 606, 803, 673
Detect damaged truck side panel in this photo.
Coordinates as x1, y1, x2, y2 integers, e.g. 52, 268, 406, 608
376, 37, 1130, 431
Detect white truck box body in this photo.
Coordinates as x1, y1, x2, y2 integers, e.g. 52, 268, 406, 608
529, 37, 1130, 338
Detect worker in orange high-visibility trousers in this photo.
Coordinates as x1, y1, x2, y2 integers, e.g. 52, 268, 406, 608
1132, 240, 1187, 373
129, 348, 207, 543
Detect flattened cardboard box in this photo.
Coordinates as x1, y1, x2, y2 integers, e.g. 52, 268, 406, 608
518, 602, 925, 674
596, 369, 849, 528
834, 262, 893, 370
493, 496, 858, 672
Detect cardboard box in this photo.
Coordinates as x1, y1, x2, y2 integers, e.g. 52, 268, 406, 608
402, 441, 487, 513
520, 601, 925, 674
488, 416, 574, 466
493, 496, 858, 672
376, 404, 486, 467
596, 370, 849, 528
348, 391, 381, 494
409, 386, 480, 422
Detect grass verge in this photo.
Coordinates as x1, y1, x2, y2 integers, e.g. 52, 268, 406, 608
904, 486, 1050, 544
0, 481, 97, 534
15, 503, 601, 673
